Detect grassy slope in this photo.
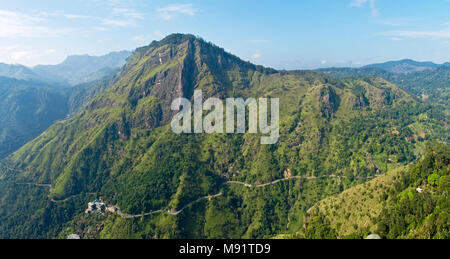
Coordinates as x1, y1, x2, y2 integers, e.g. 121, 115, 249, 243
298, 142, 449, 239
301, 166, 406, 238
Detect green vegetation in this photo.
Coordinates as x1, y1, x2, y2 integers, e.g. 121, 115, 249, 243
319, 63, 450, 105
0, 77, 68, 159
0, 34, 448, 239
302, 142, 449, 239
0, 51, 132, 160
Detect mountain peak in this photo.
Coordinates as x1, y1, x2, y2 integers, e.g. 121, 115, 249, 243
58, 50, 131, 67
32, 50, 132, 85
134, 34, 198, 54
0, 63, 41, 81
104, 33, 277, 124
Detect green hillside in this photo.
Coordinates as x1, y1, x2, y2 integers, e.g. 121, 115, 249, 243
364, 59, 439, 74
0, 34, 448, 239
0, 77, 69, 159
319, 64, 450, 105
301, 142, 449, 239
0, 73, 120, 160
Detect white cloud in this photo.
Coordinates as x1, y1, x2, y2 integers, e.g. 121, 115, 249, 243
154, 30, 164, 38
95, 0, 145, 27
101, 19, 137, 27
384, 23, 450, 39
0, 9, 61, 38
350, 0, 379, 17
113, 8, 144, 19
369, 0, 379, 16
350, 0, 368, 7
251, 53, 261, 59
91, 26, 109, 31
1, 45, 20, 51
38, 10, 94, 21
132, 35, 146, 41
0, 45, 59, 65
385, 29, 450, 39
64, 14, 90, 19
10, 51, 30, 61
131, 31, 165, 43
374, 18, 417, 26
389, 37, 402, 41
45, 49, 56, 54
157, 4, 197, 20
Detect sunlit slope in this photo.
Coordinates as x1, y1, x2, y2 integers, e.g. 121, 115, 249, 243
301, 142, 449, 239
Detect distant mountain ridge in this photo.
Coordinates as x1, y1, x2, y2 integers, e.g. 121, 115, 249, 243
33, 51, 131, 85
319, 59, 448, 75
0, 50, 129, 159
0, 77, 69, 159
318, 59, 450, 104
0, 73, 119, 160
0, 63, 41, 82
0, 50, 131, 86
363, 59, 441, 74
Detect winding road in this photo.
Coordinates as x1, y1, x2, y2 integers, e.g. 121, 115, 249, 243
0, 161, 24, 173
112, 174, 377, 219
10, 168, 378, 219
15, 182, 97, 203
115, 192, 225, 218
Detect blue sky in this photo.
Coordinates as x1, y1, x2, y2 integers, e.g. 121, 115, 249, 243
0, 0, 449, 69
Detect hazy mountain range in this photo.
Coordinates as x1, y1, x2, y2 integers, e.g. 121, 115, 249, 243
364, 59, 448, 74
0, 51, 129, 159
318, 60, 450, 104
0, 34, 448, 239
0, 50, 131, 86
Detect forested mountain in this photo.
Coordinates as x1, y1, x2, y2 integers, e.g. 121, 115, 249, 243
33, 51, 131, 86
0, 51, 129, 160
0, 34, 447, 239
364, 59, 440, 74
318, 63, 450, 104
0, 63, 41, 82
0, 51, 130, 87
63, 72, 121, 115
0, 73, 119, 160
0, 77, 69, 159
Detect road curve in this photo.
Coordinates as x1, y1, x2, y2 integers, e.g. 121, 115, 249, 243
13, 172, 378, 219
15, 182, 96, 203
112, 174, 375, 219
